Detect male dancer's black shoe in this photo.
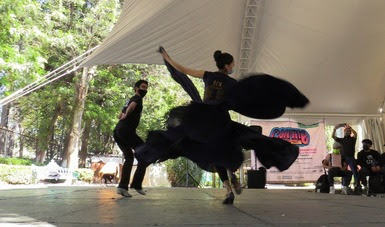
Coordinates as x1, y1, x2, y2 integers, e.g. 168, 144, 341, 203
130, 187, 147, 195
117, 188, 132, 197
222, 192, 234, 204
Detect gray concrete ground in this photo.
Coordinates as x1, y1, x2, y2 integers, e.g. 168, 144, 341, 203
1, 186, 385, 226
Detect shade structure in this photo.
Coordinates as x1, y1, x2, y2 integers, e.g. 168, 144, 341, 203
82, 0, 385, 116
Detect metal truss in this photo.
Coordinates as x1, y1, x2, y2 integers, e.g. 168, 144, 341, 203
237, 0, 261, 78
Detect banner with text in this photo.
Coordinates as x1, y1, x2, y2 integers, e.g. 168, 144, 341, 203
251, 120, 326, 183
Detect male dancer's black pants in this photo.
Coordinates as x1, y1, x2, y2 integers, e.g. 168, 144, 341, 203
131, 161, 151, 190
113, 128, 146, 190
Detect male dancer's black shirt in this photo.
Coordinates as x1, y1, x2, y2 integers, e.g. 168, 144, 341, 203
115, 95, 143, 131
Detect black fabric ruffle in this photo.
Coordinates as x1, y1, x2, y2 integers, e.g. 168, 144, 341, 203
135, 49, 308, 173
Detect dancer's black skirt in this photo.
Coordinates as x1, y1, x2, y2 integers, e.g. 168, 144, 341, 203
135, 72, 308, 173
135, 102, 299, 172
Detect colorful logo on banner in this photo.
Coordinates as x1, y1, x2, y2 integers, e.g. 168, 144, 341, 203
269, 127, 310, 147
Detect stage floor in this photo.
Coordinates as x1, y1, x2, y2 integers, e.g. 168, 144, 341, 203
1, 186, 384, 226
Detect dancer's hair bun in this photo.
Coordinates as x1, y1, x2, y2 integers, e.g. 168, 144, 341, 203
213, 50, 233, 70
214, 50, 222, 62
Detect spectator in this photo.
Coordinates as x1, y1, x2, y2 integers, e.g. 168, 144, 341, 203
332, 123, 360, 192
322, 142, 352, 194
357, 139, 381, 189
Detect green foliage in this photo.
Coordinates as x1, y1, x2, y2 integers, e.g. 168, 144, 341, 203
0, 157, 32, 165
1, 0, 125, 160
74, 168, 93, 183
0, 157, 46, 166
0, 0, 210, 167
164, 157, 203, 187
325, 125, 335, 152
0, 164, 32, 184
200, 171, 223, 188
0, 0, 49, 94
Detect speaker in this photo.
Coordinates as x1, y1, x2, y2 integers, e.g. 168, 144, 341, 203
247, 168, 266, 189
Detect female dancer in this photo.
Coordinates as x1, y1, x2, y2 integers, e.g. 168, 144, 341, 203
161, 49, 241, 203
135, 47, 308, 204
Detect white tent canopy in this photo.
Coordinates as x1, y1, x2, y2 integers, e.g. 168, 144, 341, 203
82, 0, 385, 117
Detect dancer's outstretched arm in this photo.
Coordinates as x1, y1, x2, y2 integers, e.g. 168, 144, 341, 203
160, 48, 205, 79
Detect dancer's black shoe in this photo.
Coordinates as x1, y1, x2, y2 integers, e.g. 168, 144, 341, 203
222, 192, 234, 204
233, 181, 242, 195
130, 187, 147, 195
230, 174, 242, 195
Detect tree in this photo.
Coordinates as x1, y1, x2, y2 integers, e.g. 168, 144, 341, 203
7, 0, 123, 164
0, 0, 49, 156
62, 67, 95, 169
0, 0, 210, 178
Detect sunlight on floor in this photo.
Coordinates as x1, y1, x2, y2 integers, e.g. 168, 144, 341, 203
0, 211, 55, 226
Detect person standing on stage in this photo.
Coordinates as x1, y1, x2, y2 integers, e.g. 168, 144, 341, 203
114, 79, 148, 197
332, 123, 360, 192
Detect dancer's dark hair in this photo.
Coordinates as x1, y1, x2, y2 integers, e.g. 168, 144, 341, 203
134, 80, 148, 88
214, 50, 234, 70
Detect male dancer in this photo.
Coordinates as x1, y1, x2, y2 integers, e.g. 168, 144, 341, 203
114, 80, 148, 197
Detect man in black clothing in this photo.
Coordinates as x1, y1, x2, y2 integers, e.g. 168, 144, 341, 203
332, 123, 359, 190
114, 80, 148, 197
357, 139, 381, 188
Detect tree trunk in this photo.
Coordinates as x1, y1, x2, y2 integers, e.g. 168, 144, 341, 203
34, 104, 61, 163
79, 118, 92, 168
19, 131, 24, 158
0, 103, 10, 128
102, 133, 111, 154
35, 150, 45, 163
0, 103, 10, 155
62, 66, 95, 169
47, 105, 61, 160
